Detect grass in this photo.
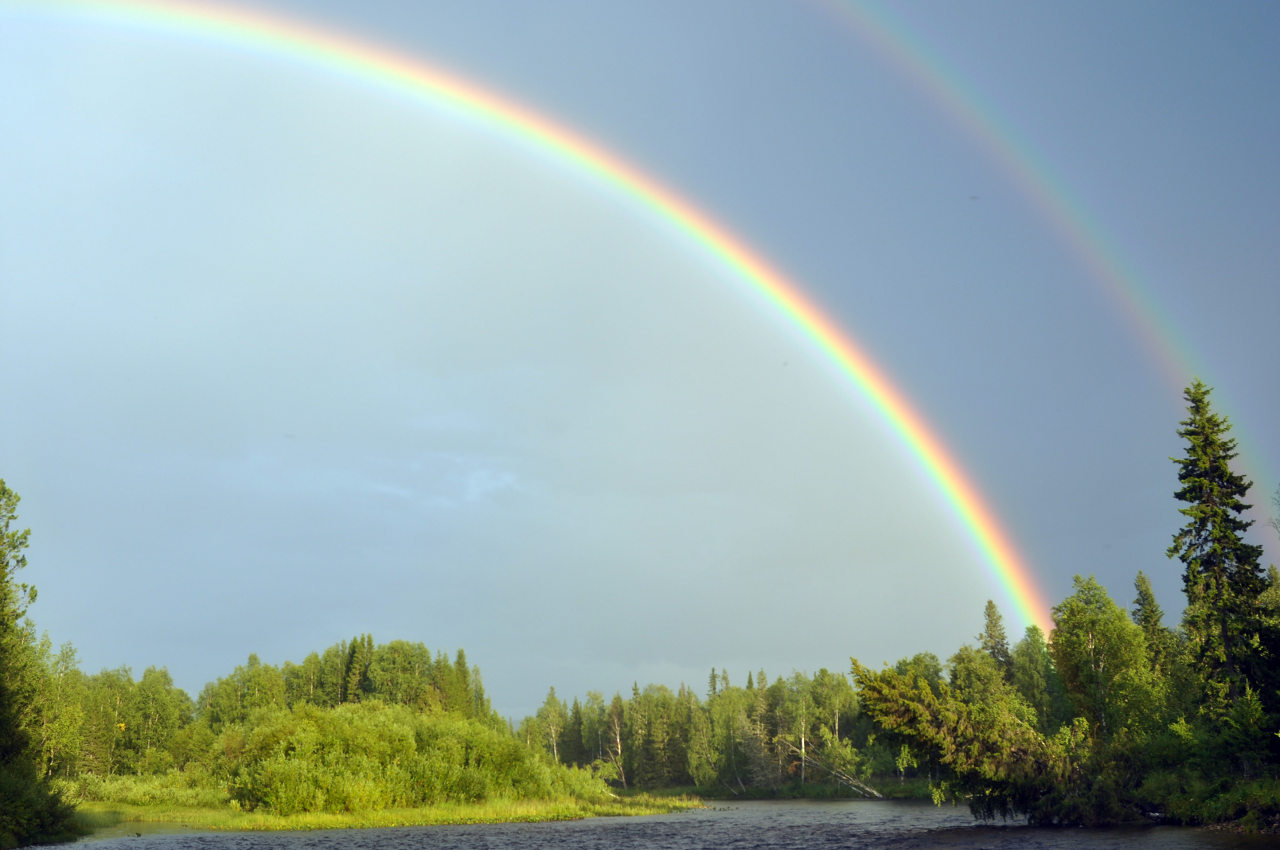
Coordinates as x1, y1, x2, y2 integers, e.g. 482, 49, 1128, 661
72, 795, 702, 835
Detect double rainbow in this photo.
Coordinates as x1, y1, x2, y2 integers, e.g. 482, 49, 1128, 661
18, 0, 1056, 632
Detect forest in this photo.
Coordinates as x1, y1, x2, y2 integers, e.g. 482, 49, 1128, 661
2, 380, 1278, 845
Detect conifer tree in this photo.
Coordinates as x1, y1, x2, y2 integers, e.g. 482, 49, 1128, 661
1131, 571, 1176, 677
1010, 626, 1069, 734
1167, 380, 1265, 712
342, 634, 374, 704
561, 698, 587, 767
979, 600, 1012, 677
1130, 571, 1165, 637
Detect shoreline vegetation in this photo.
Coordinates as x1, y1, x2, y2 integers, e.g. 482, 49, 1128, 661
70, 794, 702, 836
64, 779, 924, 840
4, 381, 1280, 845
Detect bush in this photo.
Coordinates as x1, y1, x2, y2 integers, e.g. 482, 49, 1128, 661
218, 701, 611, 815
74, 770, 229, 808
0, 765, 79, 849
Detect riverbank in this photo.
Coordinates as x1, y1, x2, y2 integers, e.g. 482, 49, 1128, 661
72, 794, 701, 836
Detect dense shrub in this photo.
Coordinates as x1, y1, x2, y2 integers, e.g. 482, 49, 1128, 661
74, 769, 230, 808
0, 765, 77, 849
219, 701, 609, 815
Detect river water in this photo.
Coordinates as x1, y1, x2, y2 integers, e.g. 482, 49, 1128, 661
78, 800, 1280, 850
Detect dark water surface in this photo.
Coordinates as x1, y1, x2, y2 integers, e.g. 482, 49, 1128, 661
78, 800, 1280, 850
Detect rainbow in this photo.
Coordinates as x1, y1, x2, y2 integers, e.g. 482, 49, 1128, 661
16, 0, 1055, 632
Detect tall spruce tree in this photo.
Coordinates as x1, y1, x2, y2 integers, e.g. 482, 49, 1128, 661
1167, 380, 1265, 712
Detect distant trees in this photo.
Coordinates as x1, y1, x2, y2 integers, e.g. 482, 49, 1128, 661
520, 668, 871, 797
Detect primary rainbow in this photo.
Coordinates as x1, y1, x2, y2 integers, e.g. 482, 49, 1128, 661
21, 0, 1055, 632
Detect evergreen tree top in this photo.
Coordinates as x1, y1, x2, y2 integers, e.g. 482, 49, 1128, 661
1167, 380, 1262, 569
1131, 571, 1164, 631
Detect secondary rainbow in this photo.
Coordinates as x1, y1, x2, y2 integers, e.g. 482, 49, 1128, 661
25, 0, 1055, 632
823, 0, 1276, 546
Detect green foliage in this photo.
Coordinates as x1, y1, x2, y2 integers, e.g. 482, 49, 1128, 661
217, 702, 607, 815
851, 585, 1186, 825
1010, 626, 1070, 734
522, 666, 873, 799
528, 687, 569, 763
979, 600, 1012, 675
74, 768, 230, 808
1167, 380, 1266, 715
0, 480, 35, 766
279, 638, 494, 722
1050, 575, 1164, 739
851, 656, 1061, 822
0, 764, 79, 849
841, 382, 1279, 828
198, 655, 286, 732
28, 637, 86, 779
1132, 572, 1177, 676
0, 480, 77, 848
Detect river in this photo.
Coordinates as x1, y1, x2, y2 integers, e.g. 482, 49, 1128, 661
78, 800, 1280, 849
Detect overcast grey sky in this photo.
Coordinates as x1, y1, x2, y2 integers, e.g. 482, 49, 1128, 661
3, 0, 1277, 719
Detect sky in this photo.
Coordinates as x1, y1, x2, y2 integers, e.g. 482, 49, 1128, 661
2, 0, 1277, 720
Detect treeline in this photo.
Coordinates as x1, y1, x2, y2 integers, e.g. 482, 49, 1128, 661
513, 620, 1063, 800
522, 381, 1280, 828
517, 669, 879, 796
25, 635, 499, 783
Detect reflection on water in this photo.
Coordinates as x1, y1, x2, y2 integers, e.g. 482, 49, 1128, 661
77, 800, 1280, 850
